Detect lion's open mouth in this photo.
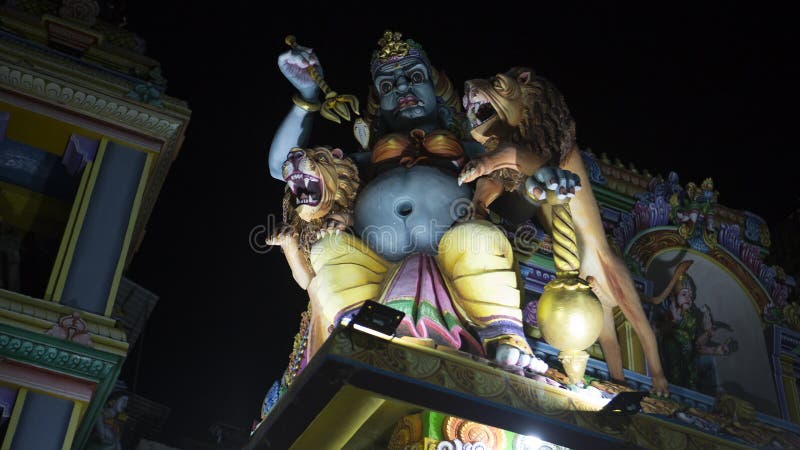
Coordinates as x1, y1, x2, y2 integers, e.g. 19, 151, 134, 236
286, 171, 322, 207
465, 98, 497, 128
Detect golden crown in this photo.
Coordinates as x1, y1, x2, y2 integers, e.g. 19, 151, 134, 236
376, 31, 410, 61
370, 30, 430, 76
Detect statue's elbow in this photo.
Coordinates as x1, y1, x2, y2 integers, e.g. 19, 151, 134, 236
269, 165, 282, 181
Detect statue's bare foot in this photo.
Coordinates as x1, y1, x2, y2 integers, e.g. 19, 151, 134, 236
495, 344, 548, 374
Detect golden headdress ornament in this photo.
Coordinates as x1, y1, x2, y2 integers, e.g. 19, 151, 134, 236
377, 31, 410, 60
370, 30, 431, 76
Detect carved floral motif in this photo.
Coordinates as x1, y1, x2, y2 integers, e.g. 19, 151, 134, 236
0, 331, 113, 379
0, 65, 180, 138
443, 416, 505, 450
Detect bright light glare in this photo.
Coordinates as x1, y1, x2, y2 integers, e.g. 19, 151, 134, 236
521, 435, 543, 448
352, 322, 395, 340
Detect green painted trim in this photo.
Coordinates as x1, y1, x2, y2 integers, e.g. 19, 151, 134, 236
0, 322, 124, 450
518, 252, 556, 271
52, 139, 108, 303
104, 150, 153, 317
593, 185, 637, 212
1, 388, 27, 450
72, 363, 121, 450
45, 156, 95, 301
424, 411, 445, 441
0, 323, 121, 382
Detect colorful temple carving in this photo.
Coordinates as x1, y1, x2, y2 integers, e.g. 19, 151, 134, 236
0, 1, 189, 448
251, 30, 800, 450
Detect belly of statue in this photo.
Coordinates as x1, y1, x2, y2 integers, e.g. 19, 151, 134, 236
354, 165, 473, 262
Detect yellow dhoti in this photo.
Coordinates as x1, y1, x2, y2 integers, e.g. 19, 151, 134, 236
306, 220, 531, 361
436, 220, 532, 354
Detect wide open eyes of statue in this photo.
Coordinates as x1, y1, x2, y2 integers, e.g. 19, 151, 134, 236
375, 63, 429, 95
379, 79, 394, 94
409, 69, 425, 84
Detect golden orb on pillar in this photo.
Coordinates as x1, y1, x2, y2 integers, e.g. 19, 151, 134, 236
537, 276, 603, 385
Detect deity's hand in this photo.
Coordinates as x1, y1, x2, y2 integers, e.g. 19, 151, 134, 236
277, 45, 323, 101
266, 223, 299, 249
495, 343, 549, 374
316, 217, 349, 240
651, 373, 670, 397
524, 167, 581, 202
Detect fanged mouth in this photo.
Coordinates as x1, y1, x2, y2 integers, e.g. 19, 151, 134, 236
395, 95, 424, 112
285, 171, 322, 206
465, 98, 497, 129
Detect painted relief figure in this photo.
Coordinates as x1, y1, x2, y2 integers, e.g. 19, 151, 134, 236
650, 271, 737, 394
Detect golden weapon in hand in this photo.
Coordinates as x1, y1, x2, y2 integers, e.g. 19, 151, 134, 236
285, 35, 360, 124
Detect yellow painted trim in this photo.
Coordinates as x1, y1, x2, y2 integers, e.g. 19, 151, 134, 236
52, 139, 108, 303
290, 385, 386, 450
0, 181, 72, 236
780, 355, 800, 424
104, 151, 153, 317
61, 401, 83, 450
0, 101, 85, 156
0, 100, 158, 155
45, 158, 95, 301
1, 387, 28, 450
1, 287, 117, 327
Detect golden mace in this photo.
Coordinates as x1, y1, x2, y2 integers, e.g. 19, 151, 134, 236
535, 189, 603, 385
285, 35, 360, 124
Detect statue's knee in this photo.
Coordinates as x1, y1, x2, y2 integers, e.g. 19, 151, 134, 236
439, 220, 509, 255
438, 220, 514, 274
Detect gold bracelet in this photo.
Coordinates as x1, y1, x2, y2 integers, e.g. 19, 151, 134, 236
292, 94, 321, 112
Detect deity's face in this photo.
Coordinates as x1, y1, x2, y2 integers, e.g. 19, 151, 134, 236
675, 288, 693, 310
373, 57, 438, 131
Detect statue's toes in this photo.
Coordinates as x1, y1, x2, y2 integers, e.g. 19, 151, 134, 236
495, 344, 520, 366
527, 356, 549, 374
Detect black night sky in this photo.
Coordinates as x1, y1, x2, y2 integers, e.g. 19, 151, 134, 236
116, 2, 798, 445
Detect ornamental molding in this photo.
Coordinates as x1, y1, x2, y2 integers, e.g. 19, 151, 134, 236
0, 61, 189, 247
0, 324, 119, 381
0, 37, 127, 92
329, 328, 787, 450
0, 62, 185, 139
0, 288, 128, 355
0, 27, 188, 114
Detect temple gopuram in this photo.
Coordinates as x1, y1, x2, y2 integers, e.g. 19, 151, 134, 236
0, 1, 189, 448
252, 140, 800, 448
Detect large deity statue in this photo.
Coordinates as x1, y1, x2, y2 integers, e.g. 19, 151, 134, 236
267, 31, 548, 375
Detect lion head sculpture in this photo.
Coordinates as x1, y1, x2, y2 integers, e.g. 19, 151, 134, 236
281, 146, 359, 251
463, 67, 576, 166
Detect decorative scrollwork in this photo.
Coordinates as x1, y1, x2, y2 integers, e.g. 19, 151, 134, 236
0, 64, 180, 139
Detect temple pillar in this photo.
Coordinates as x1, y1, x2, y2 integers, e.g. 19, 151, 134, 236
58, 141, 147, 315
7, 391, 75, 450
